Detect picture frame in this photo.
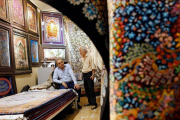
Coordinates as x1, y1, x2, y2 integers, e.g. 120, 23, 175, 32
8, 0, 27, 31
29, 35, 40, 67
0, 22, 14, 72
0, 72, 17, 98
0, 0, 10, 23
26, 0, 38, 36
41, 11, 64, 45
13, 29, 32, 74
43, 48, 65, 60
40, 45, 68, 62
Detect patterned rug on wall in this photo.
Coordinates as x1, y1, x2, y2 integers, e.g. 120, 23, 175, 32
63, 16, 92, 74
109, 0, 180, 120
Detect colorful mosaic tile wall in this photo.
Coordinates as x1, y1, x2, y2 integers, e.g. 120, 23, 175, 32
109, 0, 180, 119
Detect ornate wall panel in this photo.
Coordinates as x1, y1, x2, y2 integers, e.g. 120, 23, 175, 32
13, 29, 32, 74
63, 16, 91, 74
109, 0, 180, 119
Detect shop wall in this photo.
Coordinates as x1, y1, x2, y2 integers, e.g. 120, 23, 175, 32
15, 67, 38, 93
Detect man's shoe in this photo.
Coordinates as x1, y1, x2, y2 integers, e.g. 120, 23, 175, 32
91, 105, 97, 110
84, 103, 91, 106
78, 104, 82, 109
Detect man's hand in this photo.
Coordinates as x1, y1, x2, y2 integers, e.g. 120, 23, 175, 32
62, 82, 68, 89
74, 84, 80, 90
90, 75, 94, 80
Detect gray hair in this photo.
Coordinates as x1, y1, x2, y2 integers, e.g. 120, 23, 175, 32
55, 57, 63, 64
80, 46, 87, 52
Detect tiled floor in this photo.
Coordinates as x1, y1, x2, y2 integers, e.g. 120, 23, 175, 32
65, 95, 100, 120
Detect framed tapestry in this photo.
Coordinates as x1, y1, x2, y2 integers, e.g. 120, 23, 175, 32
43, 48, 65, 60
8, 0, 26, 31
0, 72, 17, 98
13, 29, 32, 74
40, 45, 67, 62
0, 0, 10, 22
27, 1, 38, 36
29, 35, 40, 67
0, 22, 14, 72
41, 11, 64, 45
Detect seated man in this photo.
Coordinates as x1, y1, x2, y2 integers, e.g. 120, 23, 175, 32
53, 58, 82, 109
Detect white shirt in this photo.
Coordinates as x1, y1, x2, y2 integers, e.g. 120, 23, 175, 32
81, 53, 96, 73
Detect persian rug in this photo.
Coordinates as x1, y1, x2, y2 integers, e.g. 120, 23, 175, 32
0, 89, 73, 114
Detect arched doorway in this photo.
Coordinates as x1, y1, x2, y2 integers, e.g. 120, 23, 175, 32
31, 0, 109, 119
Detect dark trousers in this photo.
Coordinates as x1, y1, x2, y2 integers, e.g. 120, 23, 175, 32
83, 71, 97, 105
59, 81, 81, 102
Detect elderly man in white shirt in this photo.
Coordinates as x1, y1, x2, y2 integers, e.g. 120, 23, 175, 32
53, 58, 82, 109
79, 46, 97, 110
